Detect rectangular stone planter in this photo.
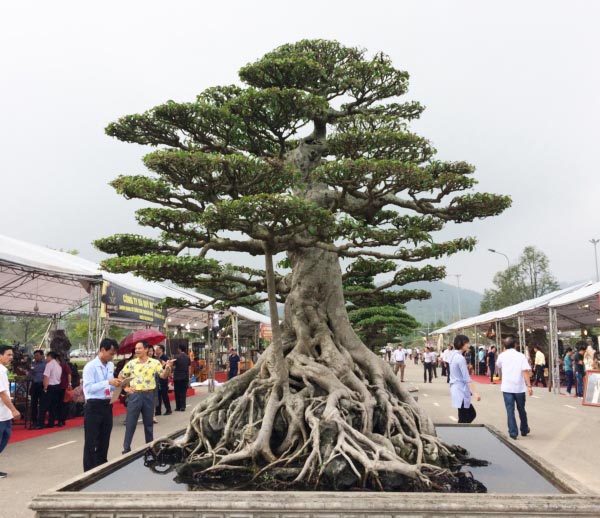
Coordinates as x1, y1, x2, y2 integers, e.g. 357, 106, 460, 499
30, 424, 600, 518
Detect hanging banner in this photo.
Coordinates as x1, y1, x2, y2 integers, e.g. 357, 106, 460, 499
101, 281, 166, 325
259, 323, 272, 340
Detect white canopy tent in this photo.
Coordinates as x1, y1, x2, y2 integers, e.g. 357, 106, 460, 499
0, 234, 270, 351
0, 234, 102, 318
431, 283, 590, 336
431, 281, 597, 394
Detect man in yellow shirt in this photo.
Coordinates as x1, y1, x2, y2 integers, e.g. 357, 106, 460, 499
120, 341, 175, 454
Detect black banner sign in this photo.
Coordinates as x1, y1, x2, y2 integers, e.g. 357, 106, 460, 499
101, 281, 166, 325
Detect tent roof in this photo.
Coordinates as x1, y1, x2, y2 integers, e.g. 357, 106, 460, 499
0, 234, 102, 317
547, 281, 600, 328
0, 234, 271, 327
432, 282, 590, 335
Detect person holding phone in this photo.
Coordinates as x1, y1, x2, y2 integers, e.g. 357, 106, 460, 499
82, 338, 121, 471
119, 341, 175, 454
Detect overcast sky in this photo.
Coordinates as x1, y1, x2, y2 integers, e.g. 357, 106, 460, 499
1, 0, 598, 293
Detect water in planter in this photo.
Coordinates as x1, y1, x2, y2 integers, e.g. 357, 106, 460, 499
77, 426, 560, 494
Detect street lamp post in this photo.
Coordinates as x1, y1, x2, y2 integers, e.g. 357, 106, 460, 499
591, 239, 600, 282
488, 248, 510, 268
450, 274, 462, 320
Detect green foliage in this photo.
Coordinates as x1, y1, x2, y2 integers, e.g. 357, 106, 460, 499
480, 246, 560, 312
98, 39, 511, 311
344, 259, 420, 350
0, 316, 48, 346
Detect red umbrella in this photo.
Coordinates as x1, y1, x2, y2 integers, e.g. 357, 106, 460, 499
118, 329, 167, 355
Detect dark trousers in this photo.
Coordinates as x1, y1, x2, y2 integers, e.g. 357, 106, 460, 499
576, 371, 584, 397
441, 362, 447, 377
432, 363, 438, 378
58, 388, 68, 425
30, 382, 43, 425
489, 363, 496, 382
534, 365, 546, 387
502, 391, 529, 438
479, 362, 487, 376
0, 419, 12, 454
123, 393, 154, 452
39, 385, 61, 426
174, 379, 188, 410
156, 380, 171, 414
565, 370, 574, 394
458, 402, 476, 423
423, 363, 433, 383
83, 400, 113, 471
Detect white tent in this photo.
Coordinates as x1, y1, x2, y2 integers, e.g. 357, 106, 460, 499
431, 282, 589, 335
431, 281, 597, 395
0, 234, 101, 318
548, 281, 600, 327
0, 234, 270, 345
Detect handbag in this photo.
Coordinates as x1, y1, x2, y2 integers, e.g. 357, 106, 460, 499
63, 386, 74, 403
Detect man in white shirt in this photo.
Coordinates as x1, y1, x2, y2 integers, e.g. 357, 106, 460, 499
0, 345, 21, 478
532, 346, 546, 388
441, 344, 453, 382
35, 351, 62, 429
496, 336, 533, 440
430, 349, 438, 378
423, 347, 434, 383
392, 344, 407, 382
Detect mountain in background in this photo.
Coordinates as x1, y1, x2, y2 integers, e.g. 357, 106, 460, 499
271, 280, 484, 324
394, 281, 484, 326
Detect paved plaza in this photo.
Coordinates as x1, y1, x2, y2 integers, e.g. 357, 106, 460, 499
3, 365, 600, 518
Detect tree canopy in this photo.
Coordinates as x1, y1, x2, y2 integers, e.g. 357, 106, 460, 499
96, 39, 510, 312
480, 246, 559, 312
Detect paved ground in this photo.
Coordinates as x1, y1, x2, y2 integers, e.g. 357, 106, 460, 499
4, 364, 600, 517
406, 360, 600, 494
2, 392, 205, 518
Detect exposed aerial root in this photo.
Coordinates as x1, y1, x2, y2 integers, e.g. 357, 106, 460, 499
147, 335, 483, 492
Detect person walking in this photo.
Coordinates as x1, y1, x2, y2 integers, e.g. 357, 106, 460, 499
28, 350, 45, 428
227, 348, 240, 380
392, 344, 407, 382
413, 347, 420, 365
449, 335, 480, 423
173, 344, 191, 412
0, 345, 21, 478
119, 341, 174, 454
423, 347, 434, 383
478, 347, 486, 377
154, 345, 172, 416
35, 351, 62, 429
487, 346, 497, 384
532, 346, 547, 387
441, 344, 453, 383
563, 348, 574, 396
574, 345, 586, 398
496, 336, 533, 440
431, 349, 438, 378
82, 338, 122, 471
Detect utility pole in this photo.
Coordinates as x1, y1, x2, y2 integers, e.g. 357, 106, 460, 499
591, 239, 600, 282
450, 274, 462, 320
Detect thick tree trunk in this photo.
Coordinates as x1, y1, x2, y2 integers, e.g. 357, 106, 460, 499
151, 140, 480, 492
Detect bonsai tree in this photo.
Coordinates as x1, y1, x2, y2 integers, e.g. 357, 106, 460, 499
96, 40, 510, 491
